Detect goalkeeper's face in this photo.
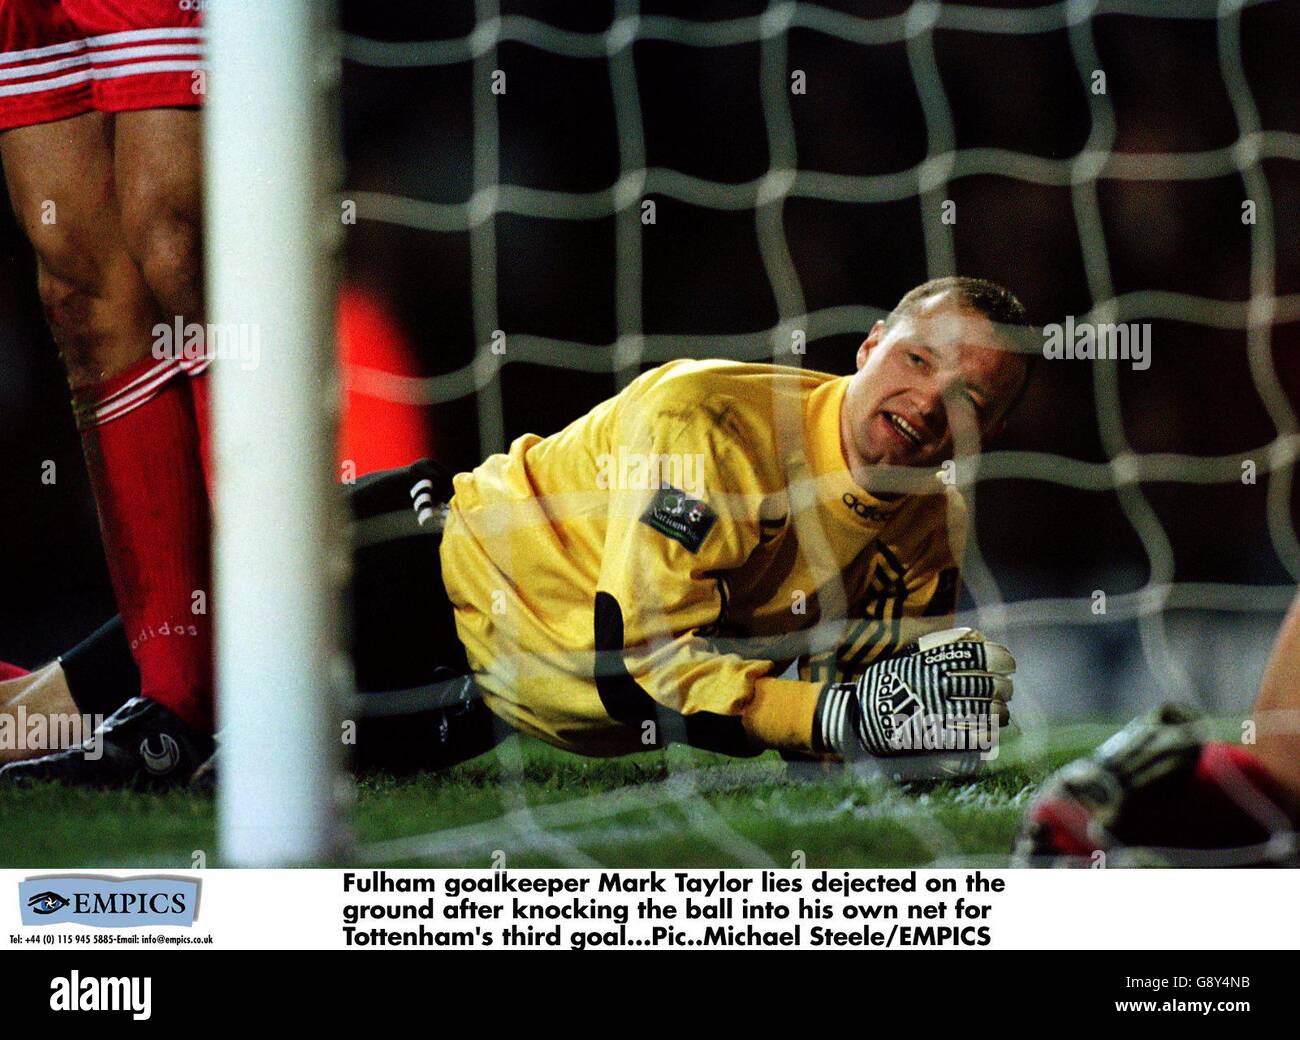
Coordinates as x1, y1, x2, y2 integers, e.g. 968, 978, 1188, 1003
842, 290, 1029, 472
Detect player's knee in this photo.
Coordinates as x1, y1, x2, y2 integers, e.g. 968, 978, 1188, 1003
34, 253, 100, 354
29, 211, 98, 296
122, 197, 204, 320
34, 249, 154, 383
36, 272, 111, 385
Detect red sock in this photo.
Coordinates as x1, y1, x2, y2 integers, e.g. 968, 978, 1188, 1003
74, 355, 213, 731
1198, 743, 1293, 816
0, 661, 29, 681
181, 354, 213, 495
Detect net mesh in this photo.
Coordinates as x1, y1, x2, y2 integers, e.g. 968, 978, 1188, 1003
338, 0, 1300, 866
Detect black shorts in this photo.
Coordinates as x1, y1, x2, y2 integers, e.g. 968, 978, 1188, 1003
61, 458, 507, 773
347, 456, 468, 691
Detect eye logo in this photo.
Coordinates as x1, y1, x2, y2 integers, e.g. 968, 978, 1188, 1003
26, 891, 69, 915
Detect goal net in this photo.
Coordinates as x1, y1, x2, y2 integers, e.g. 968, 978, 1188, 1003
216, 0, 1300, 866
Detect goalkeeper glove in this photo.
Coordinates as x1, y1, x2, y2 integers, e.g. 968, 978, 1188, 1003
1014, 704, 1298, 866
813, 627, 1015, 760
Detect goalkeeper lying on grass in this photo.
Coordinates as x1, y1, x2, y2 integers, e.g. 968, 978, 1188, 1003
0, 276, 1034, 787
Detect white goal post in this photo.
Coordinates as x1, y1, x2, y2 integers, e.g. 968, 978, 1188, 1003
204, 0, 349, 865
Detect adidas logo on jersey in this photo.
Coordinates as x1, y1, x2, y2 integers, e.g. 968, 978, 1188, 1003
840, 493, 893, 523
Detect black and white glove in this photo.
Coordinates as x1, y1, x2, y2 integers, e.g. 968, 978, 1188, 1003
813, 627, 1015, 759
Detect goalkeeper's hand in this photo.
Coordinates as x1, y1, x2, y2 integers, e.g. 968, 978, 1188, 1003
813, 627, 1015, 759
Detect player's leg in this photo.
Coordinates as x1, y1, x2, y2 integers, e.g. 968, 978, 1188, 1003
115, 109, 203, 322
0, 662, 78, 765
2, 460, 508, 783
1, 612, 503, 781
1248, 593, 1300, 809
112, 106, 213, 481
2, 623, 504, 780
0, 114, 158, 380
1, 112, 213, 785
335, 456, 509, 773
0, 0, 214, 787
0, 609, 155, 765
79, 0, 213, 726
73, 0, 212, 483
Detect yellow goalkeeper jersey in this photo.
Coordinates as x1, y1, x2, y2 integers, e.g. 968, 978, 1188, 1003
439, 359, 966, 757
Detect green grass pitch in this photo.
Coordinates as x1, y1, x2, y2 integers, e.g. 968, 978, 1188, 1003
0, 723, 1160, 869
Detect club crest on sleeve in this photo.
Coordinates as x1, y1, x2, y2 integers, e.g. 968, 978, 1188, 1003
640, 486, 718, 554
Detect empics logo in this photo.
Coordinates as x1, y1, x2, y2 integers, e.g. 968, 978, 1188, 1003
26, 891, 70, 915
19, 875, 199, 928
50, 971, 151, 1021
